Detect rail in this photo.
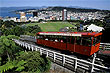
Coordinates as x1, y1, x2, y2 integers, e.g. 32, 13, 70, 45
13, 39, 110, 73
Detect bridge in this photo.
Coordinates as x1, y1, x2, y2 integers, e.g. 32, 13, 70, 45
13, 37, 110, 73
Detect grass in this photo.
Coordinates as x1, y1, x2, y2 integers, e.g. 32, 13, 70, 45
26, 22, 75, 32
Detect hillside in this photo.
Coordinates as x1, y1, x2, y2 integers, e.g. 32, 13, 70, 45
38, 6, 110, 13
14, 6, 110, 14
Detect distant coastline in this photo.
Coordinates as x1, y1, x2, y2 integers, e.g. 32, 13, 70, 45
0, 6, 110, 18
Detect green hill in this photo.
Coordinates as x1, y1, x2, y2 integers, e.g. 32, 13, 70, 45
26, 22, 75, 32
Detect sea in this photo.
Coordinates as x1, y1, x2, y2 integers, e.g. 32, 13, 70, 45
0, 7, 41, 19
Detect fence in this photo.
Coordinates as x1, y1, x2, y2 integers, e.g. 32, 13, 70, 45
13, 39, 109, 73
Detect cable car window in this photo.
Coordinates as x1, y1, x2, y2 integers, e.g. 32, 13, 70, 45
76, 37, 81, 45
49, 35, 53, 41
67, 36, 71, 43
93, 36, 101, 45
37, 35, 43, 39
82, 37, 92, 46
62, 36, 67, 43
71, 37, 75, 44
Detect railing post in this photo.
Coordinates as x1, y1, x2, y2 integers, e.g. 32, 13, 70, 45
103, 44, 106, 50
23, 42, 24, 47
53, 52, 56, 62
40, 48, 42, 55
46, 51, 48, 57
91, 53, 96, 73
32, 46, 33, 51
35, 36, 36, 39
63, 55, 65, 66
25, 44, 27, 49
28, 44, 30, 50
35, 47, 38, 51
21, 42, 23, 47
75, 58, 77, 71
20, 42, 22, 46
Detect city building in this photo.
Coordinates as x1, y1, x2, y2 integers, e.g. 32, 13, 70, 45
84, 24, 104, 32
0, 17, 3, 20
20, 12, 27, 22
28, 16, 39, 22
33, 12, 38, 17
3, 17, 18, 22
62, 9, 67, 21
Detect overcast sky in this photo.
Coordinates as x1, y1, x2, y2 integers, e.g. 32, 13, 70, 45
0, 0, 110, 10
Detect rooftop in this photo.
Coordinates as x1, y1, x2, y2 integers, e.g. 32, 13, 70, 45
37, 32, 102, 37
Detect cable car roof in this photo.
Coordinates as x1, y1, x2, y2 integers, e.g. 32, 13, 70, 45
37, 32, 102, 37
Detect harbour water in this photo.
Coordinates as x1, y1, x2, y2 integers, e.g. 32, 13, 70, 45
0, 7, 33, 18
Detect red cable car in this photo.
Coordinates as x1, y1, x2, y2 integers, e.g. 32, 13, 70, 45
36, 32, 102, 56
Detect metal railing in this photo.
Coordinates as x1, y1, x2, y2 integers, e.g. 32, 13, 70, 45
13, 39, 110, 73
100, 43, 110, 50
20, 35, 36, 42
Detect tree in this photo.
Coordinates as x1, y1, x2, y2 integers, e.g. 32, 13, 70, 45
38, 19, 43, 23
0, 35, 20, 61
2, 26, 25, 36
0, 20, 3, 27
3, 20, 16, 28
3, 28, 14, 36
17, 51, 51, 73
13, 26, 25, 36
0, 51, 51, 73
0, 60, 27, 73
25, 25, 42, 36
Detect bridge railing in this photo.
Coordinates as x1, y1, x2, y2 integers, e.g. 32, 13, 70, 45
13, 39, 110, 73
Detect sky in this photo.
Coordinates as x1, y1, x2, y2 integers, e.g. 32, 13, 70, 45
0, 0, 110, 10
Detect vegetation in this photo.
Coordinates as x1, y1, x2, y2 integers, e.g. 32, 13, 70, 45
101, 14, 110, 43
2, 26, 25, 36
0, 20, 42, 36
16, 51, 51, 73
39, 6, 102, 12
0, 60, 27, 72
0, 35, 51, 73
0, 35, 20, 62
25, 25, 42, 36
83, 19, 105, 27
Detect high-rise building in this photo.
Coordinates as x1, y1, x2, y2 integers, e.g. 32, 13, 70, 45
20, 12, 25, 17
33, 12, 38, 17
62, 9, 67, 21
20, 12, 27, 22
